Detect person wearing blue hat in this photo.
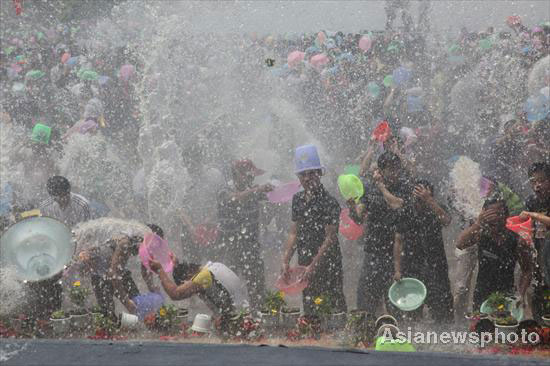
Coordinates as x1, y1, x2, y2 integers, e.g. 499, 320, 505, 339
281, 145, 347, 315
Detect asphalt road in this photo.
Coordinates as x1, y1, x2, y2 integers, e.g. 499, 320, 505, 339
2, 339, 549, 366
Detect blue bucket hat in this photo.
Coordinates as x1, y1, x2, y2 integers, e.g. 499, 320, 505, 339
295, 144, 324, 174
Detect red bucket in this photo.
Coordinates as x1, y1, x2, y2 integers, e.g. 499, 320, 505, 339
372, 121, 391, 142
275, 266, 308, 296
506, 216, 533, 245
339, 208, 364, 240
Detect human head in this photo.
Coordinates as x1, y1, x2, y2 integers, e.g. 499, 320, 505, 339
172, 261, 202, 285
481, 194, 508, 231
231, 159, 264, 190
528, 162, 550, 199
297, 168, 323, 193
147, 223, 164, 239
46, 175, 71, 208
377, 151, 402, 185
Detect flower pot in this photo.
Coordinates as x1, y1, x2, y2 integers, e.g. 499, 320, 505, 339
260, 312, 280, 329
175, 312, 189, 328
542, 315, 550, 327
375, 314, 398, 330
50, 318, 71, 337
120, 313, 139, 330
494, 322, 519, 341
323, 312, 347, 331
70, 313, 92, 331
281, 308, 300, 329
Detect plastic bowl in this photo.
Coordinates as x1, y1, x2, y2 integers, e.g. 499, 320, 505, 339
480, 297, 524, 321
139, 233, 174, 273
275, 266, 308, 295
191, 314, 212, 333
388, 278, 427, 311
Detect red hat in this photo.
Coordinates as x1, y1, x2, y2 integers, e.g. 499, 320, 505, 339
232, 159, 265, 177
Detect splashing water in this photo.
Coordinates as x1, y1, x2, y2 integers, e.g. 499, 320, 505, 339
449, 156, 484, 220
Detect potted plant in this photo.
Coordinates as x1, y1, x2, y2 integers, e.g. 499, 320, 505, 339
281, 306, 301, 329
68, 280, 91, 331
343, 310, 375, 347
486, 291, 508, 319
312, 294, 342, 332
92, 313, 119, 339
10, 314, 33, 335
226, 310, 261, 341
542, 290, 550, 326
50, 310, 70, 337
154, 304, 179, 333
89, 305, 103, 316
294, 315, 322, 340
260, 290, 286, 329
494, 315, 519, 337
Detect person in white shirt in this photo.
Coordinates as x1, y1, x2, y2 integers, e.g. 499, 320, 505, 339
150, 256, 248, 333
39, 175, 91, 228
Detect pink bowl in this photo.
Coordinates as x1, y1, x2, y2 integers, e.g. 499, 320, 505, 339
139, 233, 174, 273
275, 266, 308, 295
339, 208, 364, 240
267, 181, 302, 203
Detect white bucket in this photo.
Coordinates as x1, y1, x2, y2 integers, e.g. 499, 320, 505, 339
120, 312, 139, 329
191, 314, 212, 333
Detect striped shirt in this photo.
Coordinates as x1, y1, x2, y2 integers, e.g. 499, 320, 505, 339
39, 193, 91, 228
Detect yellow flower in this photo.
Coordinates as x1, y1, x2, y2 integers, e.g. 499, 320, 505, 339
271, 309, 278, 315
73, 280, 81, 287
159, 308, 167, 317
277, 291, 285, 299
314, 297, 323, 305
497, 304, 505, 311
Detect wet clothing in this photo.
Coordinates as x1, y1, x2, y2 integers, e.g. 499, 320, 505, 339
473, 230, 520, 309
526, 194, 550, 319
217, 185, 266, 311
395, 201, 454, 322
39, 192, 91, 228
91, 270, 140, 319
291, 185, 346, 315
173, 261, 247, 318
356, 175, 413, 313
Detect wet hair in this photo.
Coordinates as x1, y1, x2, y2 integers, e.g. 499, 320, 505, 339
147, 224, 164, 238
528, 162, 550, 179
46, 176, 71, 196
172, 261, 202, 285
377, 151, 401, 171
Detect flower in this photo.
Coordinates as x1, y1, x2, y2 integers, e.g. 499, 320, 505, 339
497, 304, 505, 311
73, 280, 81, 287
159, 308, 167, 317
314, 297, 323, 305
277, 291, 285, 299
271, 309, 278, 315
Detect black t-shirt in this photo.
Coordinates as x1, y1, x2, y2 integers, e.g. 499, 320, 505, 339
525, 194, 550, 244
360, 175, 414, 257
395, 201, 447, 271
291, 185, 342, 266
475, 230, 519, 301
217, 185, 265, 241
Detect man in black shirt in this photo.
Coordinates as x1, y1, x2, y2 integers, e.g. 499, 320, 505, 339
457, 195, 533, 310
282, 146, 346, 315
521, 162, 550, 320
348, 151, 414, 314
393, 180, 454, 323
217, 159, 273, 312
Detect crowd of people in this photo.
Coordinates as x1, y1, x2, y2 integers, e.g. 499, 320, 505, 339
1, 1, 549, 334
